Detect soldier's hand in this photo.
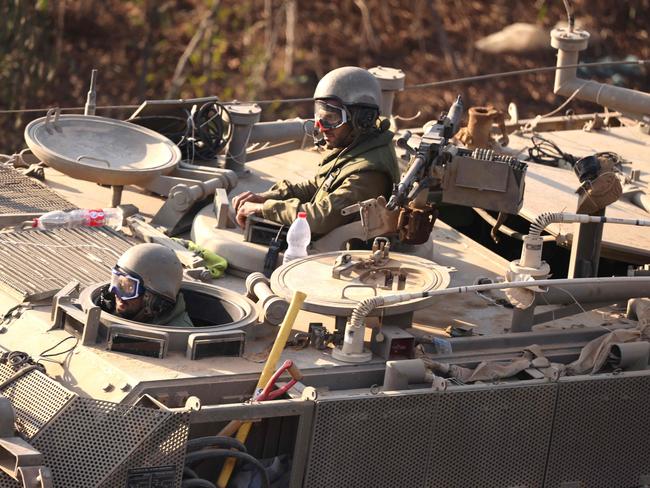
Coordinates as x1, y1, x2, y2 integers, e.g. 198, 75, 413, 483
236, 202, 263, 229
232, 191, 266, 212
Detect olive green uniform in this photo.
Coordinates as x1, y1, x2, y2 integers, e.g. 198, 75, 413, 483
259, 129, 400, 236
152, 292, 194, 328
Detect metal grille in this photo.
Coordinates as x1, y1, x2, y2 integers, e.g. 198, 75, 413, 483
545, 373, 650, 488
0, 363, 74, 439
304, 392, 437, 488
31, 397, 188, 488
0, 476, 20, 488
100, 411, 189, 488
0, 226, 135, 301
0, 167, 73, 215
425, 383, 556, 488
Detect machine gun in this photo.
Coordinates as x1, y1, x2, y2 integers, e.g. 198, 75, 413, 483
387, 95, 527, 244
387, 95, 465, 212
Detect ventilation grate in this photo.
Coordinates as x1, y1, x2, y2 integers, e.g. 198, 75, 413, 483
424, 383, 556, 488
304, 392, 436, 488
0, 363, 74, 439
0, 167, 73, 216
0, 226, 135, 301
544, 374, 650, 488
31, 397, 188, 488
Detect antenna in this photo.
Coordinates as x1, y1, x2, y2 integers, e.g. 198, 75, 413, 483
84, 69, 98, 116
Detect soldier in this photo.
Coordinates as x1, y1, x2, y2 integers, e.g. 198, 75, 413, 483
233, 66, 399, 236
101, 243, 194, 327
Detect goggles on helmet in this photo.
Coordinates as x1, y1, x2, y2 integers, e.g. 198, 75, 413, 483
109, 267, 144, 301
314, 100, 348, 131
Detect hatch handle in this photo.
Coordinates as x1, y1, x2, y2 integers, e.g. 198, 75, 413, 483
76, 155, 111, 167
340, 284, 377, 300
44, 108, 61, 133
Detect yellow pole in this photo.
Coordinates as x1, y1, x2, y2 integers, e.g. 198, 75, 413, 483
217, 290, 306, 488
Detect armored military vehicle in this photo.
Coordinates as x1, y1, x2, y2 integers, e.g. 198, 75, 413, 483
0, 6, 649, 488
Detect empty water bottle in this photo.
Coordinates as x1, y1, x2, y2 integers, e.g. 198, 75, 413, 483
282, 211, 311, 265
33, 208, 124, 231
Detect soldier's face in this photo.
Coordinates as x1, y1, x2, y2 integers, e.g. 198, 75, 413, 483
322, 123, 353, 149
115, 295, 144, 319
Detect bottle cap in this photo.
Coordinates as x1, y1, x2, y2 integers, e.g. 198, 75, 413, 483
298, 212, 307, 218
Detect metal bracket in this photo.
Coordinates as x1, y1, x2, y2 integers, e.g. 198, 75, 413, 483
50, 280, 102, 341
50, 280, 80, 328
0, 398, 14, 438
0, 436, 51, 487
17, 466, 53, 488
214, 188, 235, 229
134, 393, 201, 412
332, 254, 355, 279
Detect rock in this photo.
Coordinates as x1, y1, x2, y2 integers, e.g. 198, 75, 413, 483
475, 22, 550, 54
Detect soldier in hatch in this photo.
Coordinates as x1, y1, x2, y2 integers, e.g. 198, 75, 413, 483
100, 243, 194, 327
232, 66, 400, 236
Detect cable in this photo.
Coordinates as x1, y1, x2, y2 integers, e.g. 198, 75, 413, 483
472, 207, 556, 243
403, 59, 649, 91
527, 134, 577, 167
0, 365, 41, 390
0, 60, 646, 116
562, 0, 575, 33
186, 436, 247, 453
38, 336, 78, 359
181, 479, 216, 488
0, 351, 46, 390
182, 467, 199, 479
184, 449, 270, 488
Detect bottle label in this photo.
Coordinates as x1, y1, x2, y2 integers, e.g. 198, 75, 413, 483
86, 209, 105, 227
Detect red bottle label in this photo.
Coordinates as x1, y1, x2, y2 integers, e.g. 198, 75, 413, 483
86, 209, 105, 227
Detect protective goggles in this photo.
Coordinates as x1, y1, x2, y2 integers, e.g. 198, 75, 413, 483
314, 100, 348, 131
109, 267, 144, 301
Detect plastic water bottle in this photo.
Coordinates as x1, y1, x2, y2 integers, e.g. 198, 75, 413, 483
33, 208, 124, 231
282, 211, 311, 265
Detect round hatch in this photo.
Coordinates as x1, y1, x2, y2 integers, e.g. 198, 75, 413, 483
24, 113, 180, 186
270, 251, 451, 316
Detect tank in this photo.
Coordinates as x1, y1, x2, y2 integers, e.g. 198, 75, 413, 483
0, 10, 649, 488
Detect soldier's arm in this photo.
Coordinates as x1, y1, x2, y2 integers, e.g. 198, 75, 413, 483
261, 172, 392, 235
258, 177, 319, 202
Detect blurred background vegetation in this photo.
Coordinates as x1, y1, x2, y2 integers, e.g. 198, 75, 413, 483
0, 0, 648, 151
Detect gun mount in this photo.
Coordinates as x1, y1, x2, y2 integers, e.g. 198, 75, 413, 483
387, 95, 527, 244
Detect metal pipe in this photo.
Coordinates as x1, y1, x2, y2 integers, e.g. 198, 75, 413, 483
382, 359, 430, 391
249, 119, 306, 144
472, 207, 556, 243
534, 279, 650, 306
529, 212, 650, 238
245, 272, 289, 326
348, 276, 650, 329
551, 29, 650, 118
610, 342, 650, 371
225, 104, 261, 171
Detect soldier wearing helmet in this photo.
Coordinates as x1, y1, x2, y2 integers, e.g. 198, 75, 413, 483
100, 243, 194, 327
233, 66, 399, 236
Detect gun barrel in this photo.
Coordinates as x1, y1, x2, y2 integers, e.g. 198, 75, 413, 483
388, 155, 426, 210
447, 95, 464, 136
